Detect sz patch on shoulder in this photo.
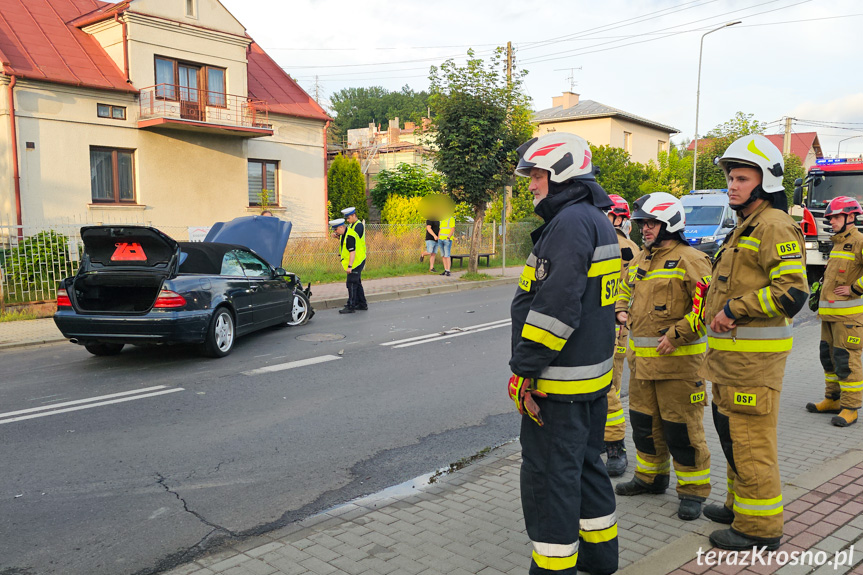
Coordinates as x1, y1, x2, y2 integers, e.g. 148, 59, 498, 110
776, 241, 800, 257
601, 273, 621, 306
734, 392, 756, 406
535, 258, 550, 281
690, 391, 706, 404
664, 259, 679, 269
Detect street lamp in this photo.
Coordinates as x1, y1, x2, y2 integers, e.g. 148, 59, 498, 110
692, 21, 742, 191
837, 135, 863, 158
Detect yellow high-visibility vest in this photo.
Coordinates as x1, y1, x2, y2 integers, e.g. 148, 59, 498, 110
340, 225, 366, 271
439, 216, 456, 240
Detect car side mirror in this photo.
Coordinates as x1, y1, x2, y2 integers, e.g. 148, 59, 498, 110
275, 267, 287, 277
793, 187, 803, 206
722, 218, 735, 228
794, 178, 803, 187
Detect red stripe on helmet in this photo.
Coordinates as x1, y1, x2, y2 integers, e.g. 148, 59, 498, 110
579, 148, 592, 170
650, 202, 675, 213
529, 142, 565, 160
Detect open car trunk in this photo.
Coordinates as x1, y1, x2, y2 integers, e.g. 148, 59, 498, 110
70, 226, 181, 313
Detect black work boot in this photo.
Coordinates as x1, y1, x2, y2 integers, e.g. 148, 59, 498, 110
615, 474, 668, 496
709, 528, 781, 551
703, 503, 734, 524
678, 498, 703, 521
605, 440, 628, 477
338, 306, 355, 314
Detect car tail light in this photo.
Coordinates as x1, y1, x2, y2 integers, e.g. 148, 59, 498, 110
801, 207, 818, 237
153, 290, 186, 309
56, 289, 72, 308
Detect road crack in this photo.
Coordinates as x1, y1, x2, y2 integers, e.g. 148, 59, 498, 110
155, 473, 238, 538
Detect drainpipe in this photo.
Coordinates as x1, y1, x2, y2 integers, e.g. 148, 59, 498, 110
323, 120, 330, 226
8, 75, 22, 231
114, 14, 130, 83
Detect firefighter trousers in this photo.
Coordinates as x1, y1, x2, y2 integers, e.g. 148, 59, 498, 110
819, 321, 863, 409
521, 393, 618, 575
629, 378, 711, 500
605, 326, 627, 443
712, 382, 784, 539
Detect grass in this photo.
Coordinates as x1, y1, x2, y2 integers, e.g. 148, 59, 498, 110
461, 272, 495, 281
0, 306, 54, 322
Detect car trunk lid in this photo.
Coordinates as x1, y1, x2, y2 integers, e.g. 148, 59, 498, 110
80, 226, 181, 275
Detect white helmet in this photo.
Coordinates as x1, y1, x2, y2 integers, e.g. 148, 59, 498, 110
515, 132, 593, 183
631, 192, 686, 233
717, 134, 785, 193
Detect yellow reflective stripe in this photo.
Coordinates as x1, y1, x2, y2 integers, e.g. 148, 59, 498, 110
819, 305, 863, 316
519, 265, 535, 292
757, 287, 780, 318
831, 251, 855, 260
840, 380, 863, 392
579, 524, 617, 544
685, 311, 702, 334
727, 478, 734, 495
628, 339, 706, 357
532, 551, 578, 571
739, 236, 761, 252
676, 469, 711, 485
708, 336, 793, 352
606, 409, 625, 427
769, 262, 806, 280
636, 454, 670, 474
856, 277, 863, 290
536, 370, 612, 395
588, 258, 621, 277
733, 494, 783, 516
826, 373, 839, 382
522, 324, 567, 351
641, 268, 686, 281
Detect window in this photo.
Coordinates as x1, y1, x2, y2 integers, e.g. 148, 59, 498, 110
623, 131, 633, 153
185, 0, 197, 18
234, 250, 272, 278
90, 147, 135, 203
220, 252, 244, 276
154, 56, 225, 107
206, 68, 226, 107
658, 140, 667, 155
248, 160, 278, 206
97, 104, 126, 120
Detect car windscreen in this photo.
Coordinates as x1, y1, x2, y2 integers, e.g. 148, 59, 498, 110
809, 173, 863, 210
683, 205, 724, 226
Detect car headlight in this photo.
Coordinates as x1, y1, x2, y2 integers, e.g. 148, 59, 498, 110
805, 241, 817, 250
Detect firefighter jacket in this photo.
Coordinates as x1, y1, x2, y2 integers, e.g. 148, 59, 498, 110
510, 182, 620, 401
818, 226, 863, 323
702, 201, 808, 389
614, 229, 640, 348
616, 240, 711, 381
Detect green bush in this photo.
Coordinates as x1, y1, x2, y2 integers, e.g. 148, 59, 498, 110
4, 231, 76, 300
381, 196, 424, 224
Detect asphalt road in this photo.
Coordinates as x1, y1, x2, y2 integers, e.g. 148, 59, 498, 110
0, 285, 533, 575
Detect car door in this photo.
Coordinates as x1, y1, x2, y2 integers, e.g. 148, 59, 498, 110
219, 251, 255, 332
234, 249, 290, 325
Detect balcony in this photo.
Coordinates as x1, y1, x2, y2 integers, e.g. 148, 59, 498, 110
138, 84, 273, 138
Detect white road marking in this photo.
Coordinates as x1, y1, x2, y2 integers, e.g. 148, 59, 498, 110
0, 386, 171, 419
242, 354, 341, 376
381, 319, 511, 347
0, 388, 185, 425
392, 322, 511, 348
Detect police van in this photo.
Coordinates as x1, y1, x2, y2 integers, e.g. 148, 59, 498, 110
681, 189, 737, 257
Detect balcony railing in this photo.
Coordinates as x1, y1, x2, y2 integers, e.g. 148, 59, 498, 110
139, 84, 270, 131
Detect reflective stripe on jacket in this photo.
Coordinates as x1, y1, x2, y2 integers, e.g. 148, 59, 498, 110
339, 225, 366, 271
511, 186, 619, 401
819, 227, 863, 322
439, 216, 456, 240
616, 241, 711, 381
702, 201, 808, 389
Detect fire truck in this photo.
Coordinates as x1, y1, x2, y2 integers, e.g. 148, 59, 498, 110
793, 158, 863, 282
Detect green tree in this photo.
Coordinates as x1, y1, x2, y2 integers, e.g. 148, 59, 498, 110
639, 145, 691, 197
705, 111, 765, 139
327, 155, 367, 220
689, 112, 766, 190
782, 153, 806, 206
381, 195, 424, 224
371, 163, 443, 210
589, 145, 649, 206
429, 48, 534, 273
487, 177, 542, 223
329, 85, 430, 139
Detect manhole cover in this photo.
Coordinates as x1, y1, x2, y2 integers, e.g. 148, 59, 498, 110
296, 333, 346, 342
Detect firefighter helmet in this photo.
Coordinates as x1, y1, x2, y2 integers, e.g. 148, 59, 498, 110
607, 194, 631, 218
515, 133, 593, 183
631, 192, 686, 233
825, 196, 863, 218
717, 134, 785, 193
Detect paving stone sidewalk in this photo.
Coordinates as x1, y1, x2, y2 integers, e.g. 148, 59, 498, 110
160, 328, 863, 575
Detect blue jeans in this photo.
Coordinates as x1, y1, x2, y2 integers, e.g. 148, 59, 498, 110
439, 239, 452, 257
425, 239, 441, 254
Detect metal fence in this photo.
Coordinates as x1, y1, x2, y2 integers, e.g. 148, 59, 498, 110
0, 216, 535, 308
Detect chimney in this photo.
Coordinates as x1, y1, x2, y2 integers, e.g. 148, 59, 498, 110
422, 117, 431, 131
552, 92, 580, 109
404, 121, 416, 132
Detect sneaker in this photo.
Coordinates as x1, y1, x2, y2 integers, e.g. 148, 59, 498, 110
429, 268, 437, 273
440, 270, 448, 276
806, 397, 841, 414
832, 409, 858, 427
445, 270, 451, 276
420, 254, 424, 262
338, 306, 355, 314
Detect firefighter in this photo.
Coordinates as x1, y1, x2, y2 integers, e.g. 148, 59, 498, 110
509, 132, 619, 575
807, 196, 863, 426
701, 134, 808, 551
612, 193, 712, 521
604, 194, 640, 476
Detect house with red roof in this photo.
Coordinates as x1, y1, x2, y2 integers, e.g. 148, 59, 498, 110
0, 0, 331, 233
686, 132, 823, 171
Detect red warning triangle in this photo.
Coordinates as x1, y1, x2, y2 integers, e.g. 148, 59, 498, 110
111, 242, 147, 262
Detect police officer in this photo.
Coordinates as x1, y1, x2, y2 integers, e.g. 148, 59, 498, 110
509, 132, 619, 575
702, 135, 808, 551
330, 215, 367, 314
612, 193, 712, 521
807, 196, 863, 427
604, 194, 639, 476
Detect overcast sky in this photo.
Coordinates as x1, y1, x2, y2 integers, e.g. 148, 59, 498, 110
222, 0, 863, 158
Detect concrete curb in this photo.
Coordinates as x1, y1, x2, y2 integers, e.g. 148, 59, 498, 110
315, 276, 518, 310
616, 448, 863, 575
0, 336, 68, 351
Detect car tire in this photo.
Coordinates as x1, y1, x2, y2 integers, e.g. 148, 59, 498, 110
285, 291, 312, 326
202, 308, 235, 358
84, 343, 124, 356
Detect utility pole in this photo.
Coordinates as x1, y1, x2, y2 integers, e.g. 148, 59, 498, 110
783, 116, 793, 156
